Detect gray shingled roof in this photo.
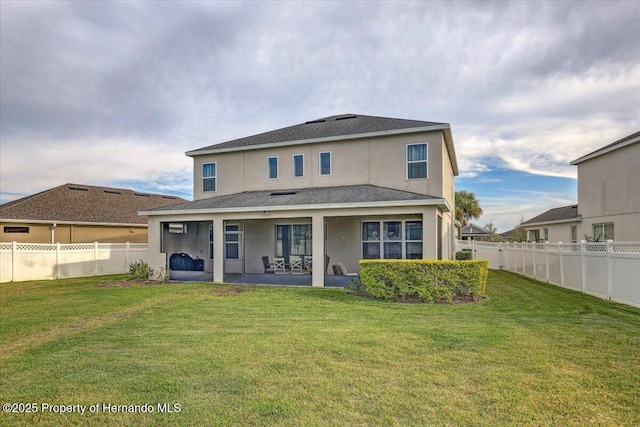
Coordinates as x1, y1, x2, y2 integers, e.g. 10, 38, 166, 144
522, 205, 580, 226
571, 130, 640, 164
144, 185, 442, 213
188, 114, 448, 154
461, 223, 489, 235
0, 184, 187, 225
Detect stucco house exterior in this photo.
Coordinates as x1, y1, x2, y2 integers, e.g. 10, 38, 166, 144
0, 184, 186, 243
570, 130, 640, 242
521, 130, 639, 243
521, 205, 581, 243
141, 113, 459, 286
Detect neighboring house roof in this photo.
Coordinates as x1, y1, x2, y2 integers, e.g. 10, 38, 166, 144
142, 184, 447, 215
521, 205, 581, 227
571, 130, 640, 165
0, 184, 187, 226
186, 113, 458, 175
500, 229, 514, 238
461, 223, 489, 236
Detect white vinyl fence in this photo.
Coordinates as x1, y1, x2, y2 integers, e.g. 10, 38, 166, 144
0, 242, 148, 283
456, 240, 640, 308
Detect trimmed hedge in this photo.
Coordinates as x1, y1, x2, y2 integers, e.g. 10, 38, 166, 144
359, 259, 488, 303
455, 250, 473, 260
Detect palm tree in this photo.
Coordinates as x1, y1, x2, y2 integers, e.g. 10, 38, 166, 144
455, 190, 483, 228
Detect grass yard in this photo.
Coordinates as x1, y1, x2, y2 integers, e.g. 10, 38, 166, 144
1, 271, 639, 426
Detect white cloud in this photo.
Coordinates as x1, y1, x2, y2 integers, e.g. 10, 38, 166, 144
0, 137, 192, 202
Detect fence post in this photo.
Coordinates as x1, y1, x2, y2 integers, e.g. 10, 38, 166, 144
472, 240, 476, 260
606, 240, 613, 300
56, 243, 61, 279
532, 243, 536, 279
580, 240, 586, 293
545, 241, 550, 283
11, 241, 17, 282
558, 242, 564, 287
94, 242, 99, 276
521, 243, 525, 275
126, 242, 131, 268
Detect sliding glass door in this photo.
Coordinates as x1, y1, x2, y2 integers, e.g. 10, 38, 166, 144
275, 224, 312, 259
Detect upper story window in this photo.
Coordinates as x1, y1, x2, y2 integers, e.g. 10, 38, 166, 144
407, 143, 428, 179
319, 151, 331, 176
268, 156, 279, 179
203, 162, 217, 192
293, 154, 304, 178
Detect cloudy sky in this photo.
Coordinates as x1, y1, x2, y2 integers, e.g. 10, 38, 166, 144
1, 0, 639, 232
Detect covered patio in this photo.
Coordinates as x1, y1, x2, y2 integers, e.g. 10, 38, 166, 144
142, 185, 453, 286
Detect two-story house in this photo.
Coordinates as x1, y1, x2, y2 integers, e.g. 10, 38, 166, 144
570, 130, 640, 241
141, 114, 458, 286
522, 130, 639, 243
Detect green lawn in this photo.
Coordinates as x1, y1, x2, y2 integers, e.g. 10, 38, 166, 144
1, 271, 639, 426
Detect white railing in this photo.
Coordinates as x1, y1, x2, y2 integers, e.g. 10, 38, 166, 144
0, 242, 148, 283
456, 240, 640, 308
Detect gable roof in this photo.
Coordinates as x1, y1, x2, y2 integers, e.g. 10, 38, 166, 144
521, 204, 581, 226
142, 184, 447, 215
0, 184, 187, 225
186, 113, 458, 175
571, 130, 640, 165
461, 223, 489, 235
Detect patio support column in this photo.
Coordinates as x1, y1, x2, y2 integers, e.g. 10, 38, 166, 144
311, 213, 325, 287
213, 217, 224, 283
422, 209, 437, 259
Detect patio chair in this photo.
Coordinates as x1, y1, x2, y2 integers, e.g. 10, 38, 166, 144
273, 257, 287, 274
262, 256, 275, 274
303, 256, 312, 273
289, 256, 304, 274
337, 262, 359, 277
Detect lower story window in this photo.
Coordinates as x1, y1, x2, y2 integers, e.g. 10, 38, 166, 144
593, 223, 614, 241
570, 225, 577, 243
4, 226, 29, 233
225, 224, 240, 260
362, 220, 422, 259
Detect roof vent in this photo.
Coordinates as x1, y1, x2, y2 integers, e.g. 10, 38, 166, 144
68, 186, 89, 192
161, 196, 176, 199
305, 119, 326, 124
335, 115, 357, 121
134, 193, 151, 197
270, 191, 298, 196
103, 190, 122, 195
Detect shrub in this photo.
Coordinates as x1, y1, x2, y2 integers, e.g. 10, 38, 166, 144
455, 250, 473, 260
129, 260, 154, 281
359, 259, 488, 303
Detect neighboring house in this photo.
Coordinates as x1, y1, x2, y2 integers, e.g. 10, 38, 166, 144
521, 130, 639, 243
460, 223, 489, 241
521, 205, 581, 243
571, 130, 640, 242
141, 113, 459, 286
0, 184, 186, 243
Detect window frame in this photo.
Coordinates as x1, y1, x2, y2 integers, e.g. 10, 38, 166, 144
570, 225, 577, 243
4, 226, 29, 233
267, 156, 279, 180
406, 143, 428, 180
361, 219, 423, 260
224, 224, 241, 260
293, 154, 305, 178
593, 223, 614, 241
319, 151, 332, 176
202, 162, 217, 192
